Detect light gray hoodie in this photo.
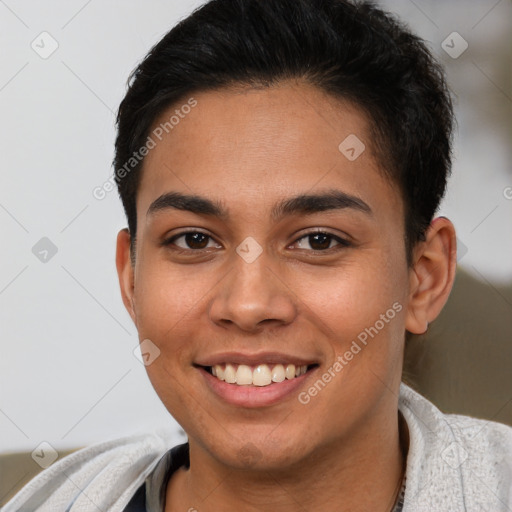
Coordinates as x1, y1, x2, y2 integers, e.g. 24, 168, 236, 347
3, 382, 512, 511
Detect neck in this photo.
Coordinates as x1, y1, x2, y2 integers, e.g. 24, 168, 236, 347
166, 410, 409, 512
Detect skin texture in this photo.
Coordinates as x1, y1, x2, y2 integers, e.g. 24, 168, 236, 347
116, 80, 457, 512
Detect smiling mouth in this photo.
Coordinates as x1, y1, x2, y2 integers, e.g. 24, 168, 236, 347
201, 363, 318, 387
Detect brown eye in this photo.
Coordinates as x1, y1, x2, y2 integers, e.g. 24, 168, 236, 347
293, 231, 350, 251
165, 231, 220, 251
183, 232, 209, 249
307, 233, 331, 250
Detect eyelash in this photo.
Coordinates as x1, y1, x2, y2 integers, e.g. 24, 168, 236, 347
162, 229, 351, 253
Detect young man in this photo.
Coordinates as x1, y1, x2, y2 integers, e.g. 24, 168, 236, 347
4, 0, 512, 511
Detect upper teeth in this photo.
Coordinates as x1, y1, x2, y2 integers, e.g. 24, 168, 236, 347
211, 363, 308, 386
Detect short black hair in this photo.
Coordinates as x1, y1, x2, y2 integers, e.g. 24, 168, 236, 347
114, 0, 454, 266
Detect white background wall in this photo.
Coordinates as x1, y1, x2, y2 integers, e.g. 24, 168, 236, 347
1, 0, 511, 454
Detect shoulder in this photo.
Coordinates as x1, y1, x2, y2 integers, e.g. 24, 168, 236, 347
443, 409, 512, 453
2, 428, 177, 512
441, 410, 512, 507
398, 383, 512, 511
399, 382, 512, 458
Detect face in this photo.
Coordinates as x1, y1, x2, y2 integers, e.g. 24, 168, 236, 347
119, 81, 413, 471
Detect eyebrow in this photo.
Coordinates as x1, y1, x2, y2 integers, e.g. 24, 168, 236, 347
146, 189, 372, 221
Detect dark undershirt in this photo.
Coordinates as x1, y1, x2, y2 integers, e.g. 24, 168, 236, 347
123, 442, 190, 512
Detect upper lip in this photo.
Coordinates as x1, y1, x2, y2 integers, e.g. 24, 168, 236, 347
195, 351, 319, 367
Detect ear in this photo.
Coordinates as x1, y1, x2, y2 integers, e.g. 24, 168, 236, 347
405, 216, 457, 334
116, 228, 136, 325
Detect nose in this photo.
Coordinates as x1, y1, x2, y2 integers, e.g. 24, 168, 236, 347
208, 247, 298, 332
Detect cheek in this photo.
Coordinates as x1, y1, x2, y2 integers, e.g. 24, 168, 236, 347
304, 252, 408, 358
132, 263, 201, 417
133, 259, 206, 339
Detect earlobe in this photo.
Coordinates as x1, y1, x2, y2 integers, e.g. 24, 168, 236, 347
405, 216, 457, 334
115, 228, 137, 324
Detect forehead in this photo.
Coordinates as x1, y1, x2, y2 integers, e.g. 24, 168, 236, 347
137, 81, 402, 224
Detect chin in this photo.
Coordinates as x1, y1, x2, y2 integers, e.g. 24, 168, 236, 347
198, 430, 315, 472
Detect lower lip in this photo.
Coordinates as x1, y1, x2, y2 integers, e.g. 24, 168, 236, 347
199, 367, 317, 408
